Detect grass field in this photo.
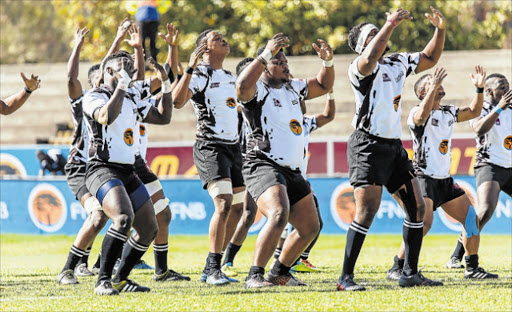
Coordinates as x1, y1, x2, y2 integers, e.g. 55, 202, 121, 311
1, 233, 510, 311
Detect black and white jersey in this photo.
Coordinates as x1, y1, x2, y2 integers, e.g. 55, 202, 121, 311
408, 105, 459, 178
128, 79, 153, 160
237, 108, 247, 158
67, 90, 88, 165
83, 85, 152, 165
189, 64, 238, 144
471, 101, 512, 168
241, 79, 308, 170
300, 115, 318, 178
349, 52, 420, 139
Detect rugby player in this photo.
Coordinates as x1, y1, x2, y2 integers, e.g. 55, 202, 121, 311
57, 27, 109, 284
387, 66, 498, 280
337, 6, 445, 291
83, 53, 172, 295
236, 33, 334, 288
0, 72, 40, 115
446, 74, 512, 269
172, 30, 245, 285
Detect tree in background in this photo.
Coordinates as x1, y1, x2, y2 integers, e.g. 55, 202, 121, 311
0, 0, 510, 64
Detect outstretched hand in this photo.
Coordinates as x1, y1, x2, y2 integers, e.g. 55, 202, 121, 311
265, 33, 290, 57
429, 67, 447, 91
498, 90, 512, 109
116, 17, 132, 38
158, 23, 179, 46
21, 72, 41, 92
385, 8, 413, 26
470, 65, 486, 88
74, 26, 89, 47
188, 43, 207, 69
425, 6, 445, 29
124, 25, 142, 49
312, 39, 333, 61
149, 57, 168, 81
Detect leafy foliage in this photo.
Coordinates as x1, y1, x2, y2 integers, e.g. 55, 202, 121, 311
1, 0, 510, 64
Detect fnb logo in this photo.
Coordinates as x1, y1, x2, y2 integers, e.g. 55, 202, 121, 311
28, 184, 67, 233
124, 128, 134, 146
393, 95, 401, 112
439, 140, 449, 155
289, 119, 302, 136
504, 135, 512, 150
330, 182, 356, 231
226, 97, 236, 109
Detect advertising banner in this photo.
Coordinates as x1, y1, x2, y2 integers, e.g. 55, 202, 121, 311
1, 177, 510, 235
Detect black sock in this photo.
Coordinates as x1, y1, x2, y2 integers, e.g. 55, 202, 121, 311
452, 235, 465, 261
93, 252, 101, 268
206, 252, 222, 272
341, 221, 368, 277
270, 259, 291, 276
391, 255, 405, 270
97, 227, 127, 284
465, 254, 479, 271
222, 243, 241, 266
113, 236, 150, 283
62, 245, 85, 272
249, 266, 265, 276
403, 220, 424, 276
153, 243, 168, 275
274, 248, 282, 259
78, 247, 92, 266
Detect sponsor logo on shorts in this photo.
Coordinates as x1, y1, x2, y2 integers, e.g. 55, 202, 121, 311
124, 128, 134, 146
330, 182, 356, 231
439, 140, 449, 155
289, 119, 302, 136
28, 183, 67, 233
226, 97, 236, 109
0, 153, 27, 177
393, 95, 401, 112
504, 135, 512, 150
139, 124, 146, 137
249, 207, 267, 233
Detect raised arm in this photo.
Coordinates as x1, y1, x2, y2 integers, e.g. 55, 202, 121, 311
159, 23, 179, 80
106, 18, 132, 58
315, 89, 336, 127
67, 27, 89, 100
415, 7, 446, 74
472, 90, 512, 136
358, 8, 412, 76
143, 58, 172, 125
458, 66, 485, 122
413, 68, 447, 126
0, 73, 40, 115
236, 33, 290, 102
305, 39, 334, 99
124, 25, 145, 81
172, 43, 207, 109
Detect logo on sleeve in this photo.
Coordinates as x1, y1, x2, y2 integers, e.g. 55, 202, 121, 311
505, 135, 512, 150
226, 97, 236, 109
139, 124, 146, 137
124, 128, 134, 146
439, 139, 449, 154
289, 119, 302, 135
393, 95, 401, 112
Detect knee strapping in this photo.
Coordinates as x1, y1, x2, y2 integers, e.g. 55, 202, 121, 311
96, 179, 123, 205
464, 205, 479, 238
208, 180, 233, 199
129, 184, 150, 212
154, 197, 170, 215
398, 180, 419, 223
84, 196, 102, 214
232, 190, 245, 205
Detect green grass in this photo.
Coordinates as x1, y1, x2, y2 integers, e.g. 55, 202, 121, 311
1, 234, 510, 311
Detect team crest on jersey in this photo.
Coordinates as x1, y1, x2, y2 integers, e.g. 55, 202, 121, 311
124, 128, 134, 146
393, 95, 401, 111
505, 135, 512, 150
139, 124, 146, 137
289, 119, 302, 135
273, 98, 282, 107
226, 97, 236, 109
439, 140, 449, 155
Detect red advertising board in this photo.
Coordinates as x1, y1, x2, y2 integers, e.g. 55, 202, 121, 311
145, 138, 478, 177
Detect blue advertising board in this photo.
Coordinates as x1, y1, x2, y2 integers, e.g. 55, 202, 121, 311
0, 177, 510, 235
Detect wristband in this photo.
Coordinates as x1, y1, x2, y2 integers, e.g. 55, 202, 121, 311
492, 106, 503, 115
257, 56, 267, 66
327, 92, 335, 100
387, 19, 397, 27
322, 59, 333, 67
476, 87, 484, 93
161, 79, 172, 93
260, 48, 273, 64
185, 66, 194, 75
24, 86, 33, 94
